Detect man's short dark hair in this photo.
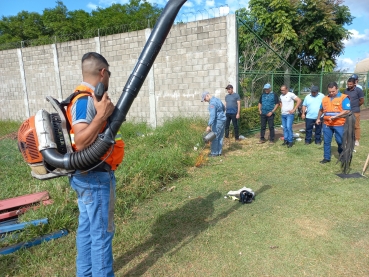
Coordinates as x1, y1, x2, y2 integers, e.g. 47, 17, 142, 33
347, 77, 356, 84
82, 52, 109, 67
327, 82, 338, 89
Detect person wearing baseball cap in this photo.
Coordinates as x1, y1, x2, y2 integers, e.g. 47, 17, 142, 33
344, 77, 364, 146
224, 84, 241, 141
258, 83, 279, 144
201, 91, 226, 156
301, 86, 324, 145
350, 74, 363, 90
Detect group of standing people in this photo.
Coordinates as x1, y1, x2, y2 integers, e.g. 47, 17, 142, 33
203, 74, 365, 164
258, 75, 365, 163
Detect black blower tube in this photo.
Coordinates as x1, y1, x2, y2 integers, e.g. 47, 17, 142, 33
41, 0, 187, 170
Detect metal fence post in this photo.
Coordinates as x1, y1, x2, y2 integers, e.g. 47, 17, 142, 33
271, 72, 274, 89
319, 66, 324, 93
298, 61, 301, 96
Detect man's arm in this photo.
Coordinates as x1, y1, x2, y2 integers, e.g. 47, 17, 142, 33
236, 100, 241, 119
301, 105, 307, 119
316, 108, 324, 125
289, 96, 302, 114
73, 93, 115, 150
359, 98, 364, 106
325, 109, 350, 123
258, 95, 263, 114
206, 104, 216, 132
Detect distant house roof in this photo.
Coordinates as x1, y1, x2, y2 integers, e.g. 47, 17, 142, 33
355, 57, 369, 73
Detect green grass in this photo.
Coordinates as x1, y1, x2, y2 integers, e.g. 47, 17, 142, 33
1, 118, 369, 276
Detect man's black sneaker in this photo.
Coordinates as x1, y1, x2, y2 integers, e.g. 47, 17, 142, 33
282, 140, 288, 146
287, 142, 293, 148
320, 159, 330, 164
315, 142, 321, 145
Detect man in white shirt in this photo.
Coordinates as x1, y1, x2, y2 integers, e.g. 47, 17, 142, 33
279, 85, 302, 148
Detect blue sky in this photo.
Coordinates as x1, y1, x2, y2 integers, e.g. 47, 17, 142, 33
1, 0, 368, 72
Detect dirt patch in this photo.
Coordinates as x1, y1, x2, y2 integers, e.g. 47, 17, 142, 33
0, 131, 17, 141
295, 217, 332, 239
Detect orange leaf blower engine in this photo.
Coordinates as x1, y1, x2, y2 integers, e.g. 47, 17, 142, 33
17, 97, 75, 180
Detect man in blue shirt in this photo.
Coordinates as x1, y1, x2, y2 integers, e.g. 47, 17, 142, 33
301, 86, 325, 145
201, 91, 226, 157
345, 77, 364, 146
258, 83, 279, 144
224, 84, 241, 141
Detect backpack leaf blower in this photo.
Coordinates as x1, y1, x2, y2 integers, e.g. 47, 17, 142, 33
17, 0, 187, 180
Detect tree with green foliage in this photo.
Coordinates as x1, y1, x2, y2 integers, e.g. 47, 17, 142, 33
237, 8, 293, 107
246, 0, 353, 72
0, 0, 162, 48
89, 0, 162, 33
0, 11, 45, 44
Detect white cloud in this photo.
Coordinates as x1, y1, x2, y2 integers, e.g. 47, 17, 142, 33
206, 0, 215, 8
219, 6, 229, 16
344, 29, 369, 46
224, 0, 250, 13
336, 57, 355, 72
184, 2, 194, 8
87, 3, 98, 10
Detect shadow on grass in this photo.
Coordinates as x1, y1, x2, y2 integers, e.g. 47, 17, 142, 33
114, 186, 271, 276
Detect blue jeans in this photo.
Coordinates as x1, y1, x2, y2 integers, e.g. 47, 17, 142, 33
305, 118, 322, 143
70, 170, 116, 277
323, 124, 344, 161
211, 120, 225, 155
282, 114, 294, 142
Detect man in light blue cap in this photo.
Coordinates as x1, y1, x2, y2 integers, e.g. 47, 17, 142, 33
258, 83, 279, 144
201, 91, 226, 156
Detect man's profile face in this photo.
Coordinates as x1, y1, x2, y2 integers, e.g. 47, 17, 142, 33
227, 88, 233, 94
347, 81, 355, 90
280, 87, 288, 95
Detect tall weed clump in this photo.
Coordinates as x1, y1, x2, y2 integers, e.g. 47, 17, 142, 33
115, 117, 206, 216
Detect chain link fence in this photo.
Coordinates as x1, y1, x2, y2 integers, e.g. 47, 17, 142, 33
238, 71, 369, 108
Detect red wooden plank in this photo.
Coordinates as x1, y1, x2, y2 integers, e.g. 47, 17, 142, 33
0, 191, 49, 212
0, 199, 54, 220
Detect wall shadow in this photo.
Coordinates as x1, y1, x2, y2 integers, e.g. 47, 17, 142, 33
114, 185, 272, 276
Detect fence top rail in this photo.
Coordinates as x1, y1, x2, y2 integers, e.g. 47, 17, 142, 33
239, 71, 368, 76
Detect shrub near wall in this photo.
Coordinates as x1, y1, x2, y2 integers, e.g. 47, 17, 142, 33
239, 106, 282, 135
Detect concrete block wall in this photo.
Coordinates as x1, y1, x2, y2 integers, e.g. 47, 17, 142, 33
0, 49, 24, 119
0, 14, 238, 127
